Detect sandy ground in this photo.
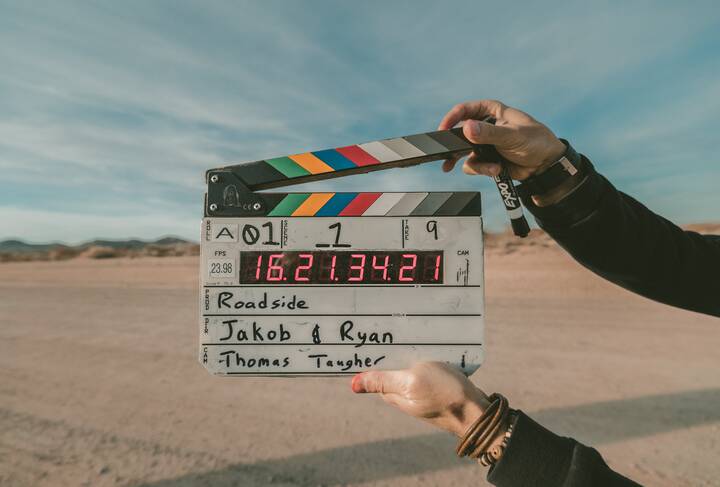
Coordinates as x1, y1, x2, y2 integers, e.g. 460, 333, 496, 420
1, 244, 719, 487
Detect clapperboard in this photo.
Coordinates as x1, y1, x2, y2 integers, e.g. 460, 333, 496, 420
199, 127, 527, 376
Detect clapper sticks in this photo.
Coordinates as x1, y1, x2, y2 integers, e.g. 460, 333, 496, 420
204, 126, 530, 237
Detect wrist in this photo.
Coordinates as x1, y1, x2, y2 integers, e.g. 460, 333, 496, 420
518, 139, 586, 206
531, 138, 566, 177
455, 393, 512, 462
531, 172, 586, 207
454, 396, 489, 437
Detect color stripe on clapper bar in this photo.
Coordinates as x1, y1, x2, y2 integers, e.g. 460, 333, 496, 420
265, 192, 481, 217
235, 129, 474, 189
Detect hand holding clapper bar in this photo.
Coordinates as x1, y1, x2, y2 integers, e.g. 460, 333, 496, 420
206, 123, 530, 237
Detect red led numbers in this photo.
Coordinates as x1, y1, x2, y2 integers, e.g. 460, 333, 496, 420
371, 254, 389, 281
348, 254, 366, 281
398, 253, 418, 282
266, 253, 284, 281
294, 253, 313, 282
241, 251, 443, 285
254, 254, 262, 280
318, 253, 338, 282
428, 254, 441, 281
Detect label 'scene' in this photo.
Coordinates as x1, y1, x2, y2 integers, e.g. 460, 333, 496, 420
199, 216, 484, 376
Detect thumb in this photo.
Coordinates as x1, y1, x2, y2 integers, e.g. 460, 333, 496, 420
463, 120, 511, 146
351, 370, 405, 394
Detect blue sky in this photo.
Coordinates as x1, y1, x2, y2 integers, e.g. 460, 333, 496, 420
1, 1, 719, 243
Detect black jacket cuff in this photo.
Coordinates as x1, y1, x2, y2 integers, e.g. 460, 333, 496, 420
521, 157, 608, 231
487, 411, 575, 486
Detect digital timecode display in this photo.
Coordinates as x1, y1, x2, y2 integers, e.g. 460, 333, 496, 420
240, 251, 443, 285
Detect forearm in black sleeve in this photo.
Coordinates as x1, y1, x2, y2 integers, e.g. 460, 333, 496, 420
522, 157, 720, 317
487, 412, 641, 487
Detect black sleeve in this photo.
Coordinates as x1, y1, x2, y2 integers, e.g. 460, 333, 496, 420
521, 157, 720, 317
487, 412, 641, 487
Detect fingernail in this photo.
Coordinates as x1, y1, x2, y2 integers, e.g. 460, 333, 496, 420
351, 374, 365, 393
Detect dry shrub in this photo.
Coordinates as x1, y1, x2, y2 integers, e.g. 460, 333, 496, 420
0, 252, 48, 262
1, 243, 202, 263
136, 243, 199, 257
142, 245, 178, 257
80, 246, 124, 259
48, 247, 81, 261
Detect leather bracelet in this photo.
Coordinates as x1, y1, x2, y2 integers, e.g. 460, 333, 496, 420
517, 140, 583, 199
456, 397, 500, 456
456, 393, 512, 462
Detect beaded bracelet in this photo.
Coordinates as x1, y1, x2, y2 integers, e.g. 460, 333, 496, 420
480, 411, 517, 467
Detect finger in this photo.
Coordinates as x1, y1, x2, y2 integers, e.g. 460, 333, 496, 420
351, 370, 407, 394
441, 155, 460, 173
438, 100, 506, 130
462, 120, 513, 146
463, 155, 501, 177
463, 161, 499, 176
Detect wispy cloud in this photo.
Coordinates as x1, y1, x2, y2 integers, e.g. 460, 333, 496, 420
1, 1, 719, 242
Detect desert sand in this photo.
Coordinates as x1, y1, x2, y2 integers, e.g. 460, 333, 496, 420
1, 237, 719, 487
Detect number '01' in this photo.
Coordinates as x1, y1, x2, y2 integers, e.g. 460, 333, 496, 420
241, 222, 280, 246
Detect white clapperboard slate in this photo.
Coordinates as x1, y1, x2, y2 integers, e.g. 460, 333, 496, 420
200, 128, 486, 376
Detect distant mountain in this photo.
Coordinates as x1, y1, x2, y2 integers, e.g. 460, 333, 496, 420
153, 237, 192, 246
0, 239, 70, 252
0, 237, 195, 253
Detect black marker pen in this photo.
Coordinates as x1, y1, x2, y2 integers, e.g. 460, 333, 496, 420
451, 120, 530, 237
